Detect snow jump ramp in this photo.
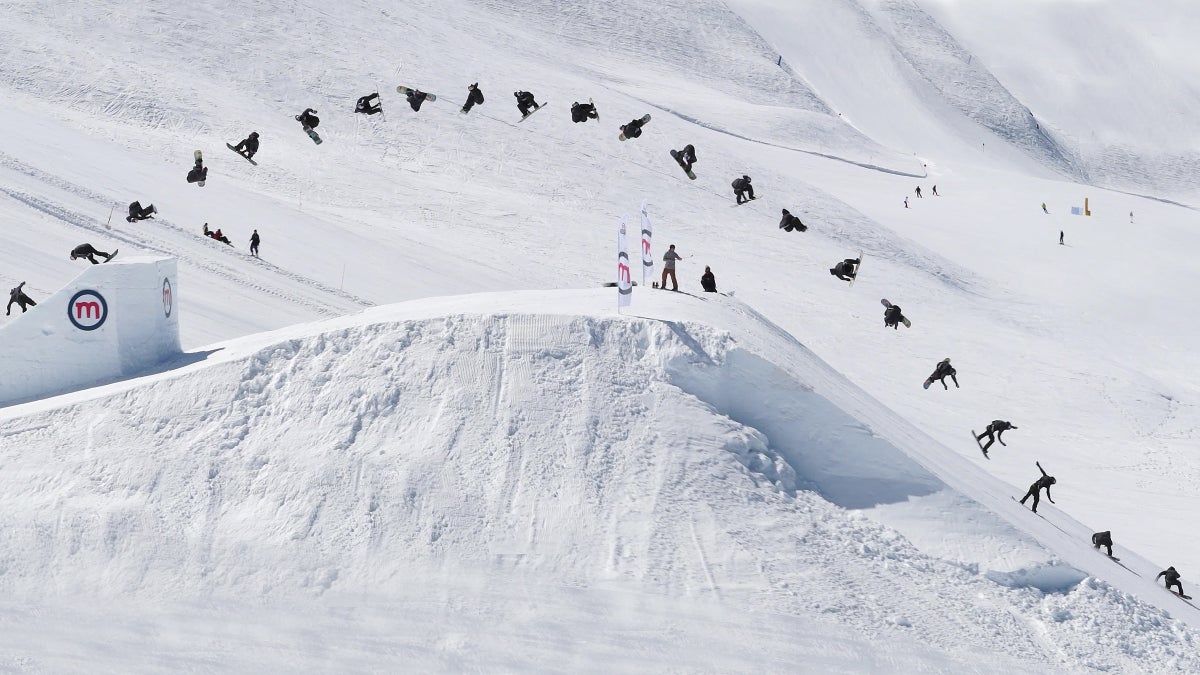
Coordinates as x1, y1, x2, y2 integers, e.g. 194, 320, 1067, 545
0, 257, 181, 407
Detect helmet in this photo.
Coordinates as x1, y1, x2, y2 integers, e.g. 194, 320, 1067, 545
829, 268, 837, 275
250, 131, 259, 138
1049, 477, 1057, 485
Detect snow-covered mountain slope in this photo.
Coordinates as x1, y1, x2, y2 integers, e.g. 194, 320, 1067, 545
3, 290, 1198, 672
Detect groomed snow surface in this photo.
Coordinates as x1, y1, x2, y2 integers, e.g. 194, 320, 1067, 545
3, 0, 1200, 671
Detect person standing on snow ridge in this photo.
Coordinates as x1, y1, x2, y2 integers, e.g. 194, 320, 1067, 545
461, 83, 484, 114
915, 186, 922, 198
1060, 231, 1064, 245
661, 244, 682, 291
1042, 202, 1048, 214
1018, 461, 1056, 513
6, 282, 36, 315
250, 229, 261, 257
932, 185, 939, 196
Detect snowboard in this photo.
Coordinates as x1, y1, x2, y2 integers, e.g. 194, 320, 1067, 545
848, 252, 863, 287
1175, 592, 1194, 600
294, 117, 323, 145
670, 150, 697, 180
880, 298, 911, 328
396, 86, 437, 102
226, 143, 258, 165
188, 150, 206, 187
519, 102, 548, 122
971, 430, 988, 457
104, 249, 119, 263
618, 114, 651, 141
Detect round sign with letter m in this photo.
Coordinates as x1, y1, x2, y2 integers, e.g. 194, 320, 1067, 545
68, 289, 108, 331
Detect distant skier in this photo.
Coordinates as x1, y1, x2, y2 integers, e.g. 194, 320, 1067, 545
620, 116, 646, 139
975, 420, 1016, 455
70, 243, 113, 264
829, 257, 859, 282
461, 83, 484, 114
186, 155, 208, 184
732, 175, 755, 204
1156, 566, 1185, 596
250, 229, 261, 257
661, 244, 682, 291
514, 91, 540, 117
1042, 202, 1048, 214
1018, 461, 1056, 513
915, 186, 922, 198
923, 358, 959, 390
405, 90, 429, 112
1091, 531, 1114, 557
779, 209, 806, 232
355, 93, 382, 115
296, 108, 320, 129
233, 132, 260, 159
932, 185, 939, 196
883, 302, 906, 329
570, 101, 598, 123
1059, 231, 1064, 245
700, 266, 717, 293
126, 201, 156, 222
6, 282, 36, 315
672, 144, 697, 171
904, 196, 909, 209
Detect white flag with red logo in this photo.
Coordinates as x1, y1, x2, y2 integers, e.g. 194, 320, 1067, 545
617, 217, 632, 308
640, 201, 653, 286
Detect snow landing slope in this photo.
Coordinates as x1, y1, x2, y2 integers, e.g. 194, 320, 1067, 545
1, 290, 1198, 672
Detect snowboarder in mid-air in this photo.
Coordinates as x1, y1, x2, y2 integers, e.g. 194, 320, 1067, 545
405, 89, 430, 112
1157, 567, 1187, 597
924, 358, 959, 390
296, 108, 319, 129
975, 420, 1016, 455
620, 116, 648, 140
6, 282, 36, 315
700, 266, 717, 293
1092, 531, 1114, 557
126, 201, 156, 222
732, 175, 755, 204
672, 144, 697, 171
355, 93, 382, 115
570, 100, 598, 123
1018, 461, 1056, 513
461, 83, 484, 114
232, 132, 260, 160
779, 209, 806, 232
70, 243, 114, 264
250, 229, 261, 257
829, 258, 859, 282
186, 154, 208, 185
883, 302, 907, 329
514, 91, 540, 117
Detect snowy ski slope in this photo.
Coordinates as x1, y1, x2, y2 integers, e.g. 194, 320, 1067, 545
3, 0, 1200, 670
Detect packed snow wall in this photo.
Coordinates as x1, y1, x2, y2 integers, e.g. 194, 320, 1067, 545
0, 257, 180, 407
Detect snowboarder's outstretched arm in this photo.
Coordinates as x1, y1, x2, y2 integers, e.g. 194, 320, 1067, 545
1036, 461, 1048, 478
1157, 570, 1166, 581
1045, 486, 1054, 503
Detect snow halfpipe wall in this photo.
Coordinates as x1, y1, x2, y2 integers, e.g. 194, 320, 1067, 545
0, 257, 181, 407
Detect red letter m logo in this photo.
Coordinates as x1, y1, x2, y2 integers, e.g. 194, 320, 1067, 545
75, 301, 101, 319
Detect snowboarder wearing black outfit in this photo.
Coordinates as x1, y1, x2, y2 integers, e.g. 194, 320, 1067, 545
673, 144, 697, 171
186, 155, 207, 184
829, 258, 859, 281
1157, 567, 1185, 596
355, 93, 382, 115
514, 91, 540, 117
915, 186, 923, 198
126, 201, 156, 222
297, 108, 320, 129
925, 358, 959, 390
405, 90, 429, 112
6, 282, 36, 315
70, 243, 113, 264
975, 420, 1016, 454
250, 229, 261, 257
700, 266, 717, 293
461, 83, 484, 113
621, 117, 646, 139
233, 132, 260, 159
779, 209, 806, 232
883, 302, 906, 329
571, 101, 598, 123
1091, 531, 1114, 557
1018, 461, 1056, 512
732, 176, 755, 204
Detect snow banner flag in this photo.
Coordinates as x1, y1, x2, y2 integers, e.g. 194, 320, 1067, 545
617, 217, 633, 309
640, 202, 653, 286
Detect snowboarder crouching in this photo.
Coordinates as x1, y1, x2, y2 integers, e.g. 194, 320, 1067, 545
296, 108, 319, 129
514, 91, 540, 117
779, 209, 806, 232
925, 358, 959, 390
355, 93, 382, 115
234, 132, 260, 159
829, 258, 858, 282
1091, 531, 1114, 557
571, 101, 598, 123
461, 83, 484, 114
732, 176, 755, 204
127, 201, 156, 223
621, 117, 646, 139
700, 266, 717, 293
1157, 567, 1185, 596
6, 282, 36, 315
1018, 461, 1056, 513
673, 144, 697, 171
975, 420, 1016, 454
883, 303, 906, 329
70, 243, 113, 265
